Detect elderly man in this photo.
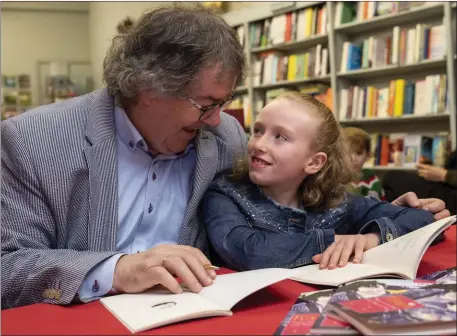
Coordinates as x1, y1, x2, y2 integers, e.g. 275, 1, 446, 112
1, 5, 449, 309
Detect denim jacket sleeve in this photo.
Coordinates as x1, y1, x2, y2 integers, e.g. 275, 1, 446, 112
346, 194, 435, 244
202, 189, 335, 271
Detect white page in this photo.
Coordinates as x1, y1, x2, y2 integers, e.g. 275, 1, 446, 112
291, 263, 394, 287
100, 291, 226, 333
198, 268, 299, 310
362, 216, 455, 277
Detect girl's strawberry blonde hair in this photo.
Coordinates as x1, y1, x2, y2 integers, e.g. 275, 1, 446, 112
232, 91, 353, 211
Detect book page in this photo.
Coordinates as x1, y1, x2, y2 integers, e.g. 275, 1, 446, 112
291, 263, 394, 287
362, 216, 455, 278
199, 268, 298, 311
100, 291, 228, 333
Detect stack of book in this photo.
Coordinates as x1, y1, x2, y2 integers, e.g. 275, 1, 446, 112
276, 267, 456, 335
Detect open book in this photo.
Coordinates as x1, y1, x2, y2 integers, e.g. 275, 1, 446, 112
291, 216, 456, 287
100, 268, 299, 334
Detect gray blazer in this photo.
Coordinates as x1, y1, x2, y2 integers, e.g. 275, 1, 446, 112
1, 88, 248, 309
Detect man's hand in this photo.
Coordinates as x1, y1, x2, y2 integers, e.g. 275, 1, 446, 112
391, 191, 450, 221
112, 244, 217, 294
312, 233, 381, 270
417, 163, 448, 183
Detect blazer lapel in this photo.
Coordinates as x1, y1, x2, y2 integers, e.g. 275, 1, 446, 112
83, 89, 118, 251
179, 130, 218, 246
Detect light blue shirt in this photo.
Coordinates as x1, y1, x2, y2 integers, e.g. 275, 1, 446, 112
79, 106, 196, 299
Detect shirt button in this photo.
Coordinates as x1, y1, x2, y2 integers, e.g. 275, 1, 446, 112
386, 232, 394, 241
148, 204, 153, 213
128, 141, 134, 148
152, 172, 157, 181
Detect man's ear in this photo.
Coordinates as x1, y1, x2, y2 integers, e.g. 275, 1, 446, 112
304, 152, 328, 175
137, 91, 153, 107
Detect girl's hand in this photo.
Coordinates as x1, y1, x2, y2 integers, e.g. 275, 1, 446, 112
311, 233, 381, 270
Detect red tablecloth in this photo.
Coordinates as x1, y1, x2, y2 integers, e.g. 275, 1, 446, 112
2, 225, 456, 335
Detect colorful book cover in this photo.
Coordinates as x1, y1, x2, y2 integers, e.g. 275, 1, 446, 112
418, 267, 457, 285
311, 279, 435, 335
327, 283, 456, 335
274, 289, 335, 335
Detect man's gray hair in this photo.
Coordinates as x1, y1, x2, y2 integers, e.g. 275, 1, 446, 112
103, 4, 246, 107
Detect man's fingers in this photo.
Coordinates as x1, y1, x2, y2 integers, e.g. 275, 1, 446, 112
147, 266, 183, 294
391, 191, 420, 208
166, 245, 217, 279
181, 254, 214, 286
190, 250, 217, 279
418, 198, 445, 211
434, 210, 451, 221
163, 256, 203, 293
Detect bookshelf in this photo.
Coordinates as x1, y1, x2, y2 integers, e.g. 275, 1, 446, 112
1, 74, 33, 120
222, 1, 457, 158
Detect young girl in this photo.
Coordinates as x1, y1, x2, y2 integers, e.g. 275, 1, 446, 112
202, 91, 435, 272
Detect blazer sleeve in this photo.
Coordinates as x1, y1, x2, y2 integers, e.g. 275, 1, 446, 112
1, 119, 117, 309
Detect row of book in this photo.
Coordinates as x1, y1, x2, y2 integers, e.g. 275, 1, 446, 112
362, 133, 449, 169
253, 44, 330, 86
339, 75, 448, 121
335, 1, 431, 27
263, 85, 333, 109
249, 4, 328, 49
340, 24, 446, 73
275, 267, 456, 336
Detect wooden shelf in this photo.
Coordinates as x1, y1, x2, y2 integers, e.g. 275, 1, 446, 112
252, 34, 328, 54
234, 86, 248, 94
364, 165, 417, 171
338, 59, 447, 80
335, 3, 444, 36
340, 114, 450, 125
254, 76, 331, 90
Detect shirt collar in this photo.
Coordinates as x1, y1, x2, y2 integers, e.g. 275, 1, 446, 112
114, 105, 195, 158
115, 105, 145, 151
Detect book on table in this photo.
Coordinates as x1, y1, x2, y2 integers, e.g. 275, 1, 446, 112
100, 267, 300, 334
325, 281, 456, 335
277, 268, 456, 335
291, 216, 456, 287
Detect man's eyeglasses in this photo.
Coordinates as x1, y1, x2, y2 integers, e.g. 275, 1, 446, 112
181, 94, 236, 121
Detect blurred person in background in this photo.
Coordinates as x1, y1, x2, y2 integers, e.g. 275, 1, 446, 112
383, 150, 457, 215
343, 127, 385, 200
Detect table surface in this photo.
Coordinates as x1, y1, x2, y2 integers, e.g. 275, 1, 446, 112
2, 225, 456, 335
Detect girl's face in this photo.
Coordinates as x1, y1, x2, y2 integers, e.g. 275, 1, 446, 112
247, 99, 326, 191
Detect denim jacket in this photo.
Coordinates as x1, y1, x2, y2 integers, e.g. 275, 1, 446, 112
202, 171, 435, 271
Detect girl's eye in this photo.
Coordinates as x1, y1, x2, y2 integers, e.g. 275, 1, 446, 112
275, 134, 287, 141
253, 128, 262, 134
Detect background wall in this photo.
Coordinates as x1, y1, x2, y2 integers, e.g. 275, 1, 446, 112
89, 2, 170, 89
0, 1, 273, 98
1, 2, 90, 106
